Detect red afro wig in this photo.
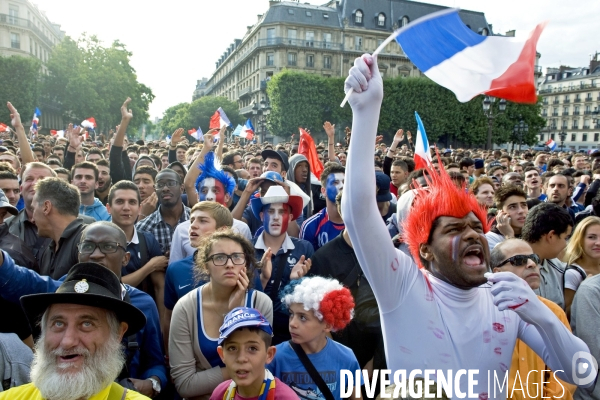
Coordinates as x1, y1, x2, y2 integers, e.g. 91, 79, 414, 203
402, 160, 490, 269
320, 287, 355, 331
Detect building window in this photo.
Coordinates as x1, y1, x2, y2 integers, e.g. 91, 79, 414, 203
571, 133, 576, 141
306, 31, 314, 46
267, 28, 275, 45
287, 53, 297, 66
288, 29, 297, 40
323, 33, 332, 49
306, 54, 314, 68
306, 11, 312, 17
355, 36, 362, 51
324, 55, 332, 69
9, 6, 18, 23
288, 9, 294, 15
582, 133, 587, 142
400, 16, 409, 27
355, 10, 363, 24
551, 133, 555, 140
10, 33, 20, 49
595, 133, 599, 142
378, 13, 386, 27
266, 53, 274, 66
540, 134, 544, 141
323, 13, 329, 19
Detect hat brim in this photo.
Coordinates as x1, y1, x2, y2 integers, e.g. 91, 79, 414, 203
251, 196, 304, 222
0, 202, 18, 215
376, 193, 393, 202
218, 320, 273, 345
20, 292, 147, 337
261, 150, 289, 171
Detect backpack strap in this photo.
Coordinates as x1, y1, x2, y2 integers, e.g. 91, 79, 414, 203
289, 341, 335, 400
562, 264, 587, 291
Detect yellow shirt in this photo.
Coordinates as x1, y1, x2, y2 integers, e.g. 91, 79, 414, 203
0, 382, 150, 400
508, 296, 576, 400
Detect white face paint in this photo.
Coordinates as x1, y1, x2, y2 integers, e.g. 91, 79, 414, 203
262, 202, 290, 237
325, 172, 345, 202
199, 178, 223, 203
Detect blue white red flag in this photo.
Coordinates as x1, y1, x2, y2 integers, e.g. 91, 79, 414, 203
31, 107, 41, 133
232, 125, 243, 137
414, 112, 432, 170
392, 9, 545, 103
81, 117, 96, 130
209, 107, 233, 130
241, 119, 254, 140
545, 139, 557, 151
188, 127, 203, 141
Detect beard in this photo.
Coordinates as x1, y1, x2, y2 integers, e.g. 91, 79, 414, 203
30, 331, 126, 400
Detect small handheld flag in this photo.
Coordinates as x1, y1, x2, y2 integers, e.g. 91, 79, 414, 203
413, 112, 433, 171
298, 128, 324, 179
341, 8, 545, 106
0, 123, 8, 132
232, 125, 244, 137
209, 108, 233, 130
241, 119, 254, 140
30, 107, 41, 133
188, 127, 203, 141
545, 139, 557, 151
81, 117, 96, 130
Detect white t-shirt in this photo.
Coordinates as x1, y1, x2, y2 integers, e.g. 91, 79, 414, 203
564, 263, 587, 291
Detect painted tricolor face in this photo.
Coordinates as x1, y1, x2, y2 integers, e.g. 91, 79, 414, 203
261, 203, 291, 236
326, 172, 345, 202
199, 177, 226, 204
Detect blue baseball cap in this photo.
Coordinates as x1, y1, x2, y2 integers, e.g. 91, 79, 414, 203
218, 307, 273, 345
260, 171, 283, 184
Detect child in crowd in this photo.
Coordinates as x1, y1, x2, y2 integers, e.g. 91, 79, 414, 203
267, 276, 362, 400
212, 307, 298, 400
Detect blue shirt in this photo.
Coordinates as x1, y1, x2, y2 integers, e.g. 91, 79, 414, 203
253, 234, 314, 329
164, 254, 207, 310
79, 198, 111, 221
0, 251, 168, 387
267, 338, 361, 400
300, 208, 344, 251
123, 230, 164, 277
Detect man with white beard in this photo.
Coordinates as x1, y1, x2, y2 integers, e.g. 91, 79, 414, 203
0, 262, 149, 399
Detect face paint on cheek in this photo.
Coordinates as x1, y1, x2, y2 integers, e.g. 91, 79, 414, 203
326, 174, 338, 202
451, 236, 460, 264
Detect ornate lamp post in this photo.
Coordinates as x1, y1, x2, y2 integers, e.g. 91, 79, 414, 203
513, 115, 528, 152
252, 98, 271, 143
482, 96, 507, 150
559, 130, 567, 151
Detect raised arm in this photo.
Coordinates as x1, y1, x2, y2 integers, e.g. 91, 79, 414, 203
183, 130, 219, 207
342, 55, 414, 310
214, 125, 226, 161
324, 121, 339, 163
110, 98, 133, 182
0, 250, 61, 303
7, 102, 35, 166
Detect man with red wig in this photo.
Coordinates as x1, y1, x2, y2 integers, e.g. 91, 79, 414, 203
342, 54, 595, 397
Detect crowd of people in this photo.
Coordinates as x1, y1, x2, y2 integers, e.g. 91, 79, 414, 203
0, 57, 599, 400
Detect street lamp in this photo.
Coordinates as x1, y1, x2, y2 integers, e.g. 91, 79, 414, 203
559, 130, 567, 151
252, 98, 271, 143
513, 115, 528, 152
482, 96, 507, 150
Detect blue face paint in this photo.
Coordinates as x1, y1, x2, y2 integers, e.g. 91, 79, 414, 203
261, 203, 289, 236
325, 173, 344, 203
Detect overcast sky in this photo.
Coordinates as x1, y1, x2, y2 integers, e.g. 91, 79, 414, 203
35, 0, 599, 120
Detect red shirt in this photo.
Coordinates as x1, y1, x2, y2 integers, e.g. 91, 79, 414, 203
211, 377, 298, 400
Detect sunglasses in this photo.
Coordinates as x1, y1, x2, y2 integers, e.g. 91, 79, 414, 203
493, 254, 540, 269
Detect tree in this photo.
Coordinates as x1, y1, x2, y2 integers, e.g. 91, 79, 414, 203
0, 56, 42, 126
160, 102, 191, 136
188, 96, 243, 132
42, 35, 154, 132
266, 70, 544, 147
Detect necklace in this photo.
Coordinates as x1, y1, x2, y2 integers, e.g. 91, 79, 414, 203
206, 284, 230, 318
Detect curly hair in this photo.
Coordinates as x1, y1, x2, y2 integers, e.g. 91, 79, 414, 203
403, 160, 490, 269
194, 229, 258, 285
195, 151, 236, 197
281, 276, 354, 332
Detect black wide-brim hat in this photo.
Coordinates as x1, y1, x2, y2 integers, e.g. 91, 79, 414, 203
20, 262, 146, 336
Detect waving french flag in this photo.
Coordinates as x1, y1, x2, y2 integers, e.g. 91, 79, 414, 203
241, 119, 254, 140
209, 107, 233, 130
545, 139, 557, 151
414, 112, 433, 171
81, 117, 96, 130
394, 9, 545, 103
188, 127, 203, 141
31, 107, 41, 133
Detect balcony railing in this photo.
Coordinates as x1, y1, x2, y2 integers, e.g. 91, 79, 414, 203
583, 125, 590, 129
239, 104, 255, 115
584, 110, 592, 115
552, 112, 559, 116
0, 14, 55, 48
553, 100, 560, 104
537, 83, 598, 94
564, 98, 570, 103
574, 98, 581, 102
238, 87, 251, 97
563, 112, 569, 116
534, 65, 542, 73
574, 111, 580, 115
585, 97, 593, 102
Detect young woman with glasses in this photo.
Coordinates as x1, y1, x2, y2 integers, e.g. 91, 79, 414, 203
169, 229, 273, 399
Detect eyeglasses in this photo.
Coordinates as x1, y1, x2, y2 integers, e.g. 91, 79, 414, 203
155, 180, 180, 189
77, 241, 126, 254
493, 254, 540, 269
207, 253, 246, 266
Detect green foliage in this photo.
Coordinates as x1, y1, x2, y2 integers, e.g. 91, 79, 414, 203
161, 102, 191, 136
42, 35, 154, 132
266, 70, 544, 147
188, 96, 243, 131
160, 97, 243, 138
0, 56, 42, 125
